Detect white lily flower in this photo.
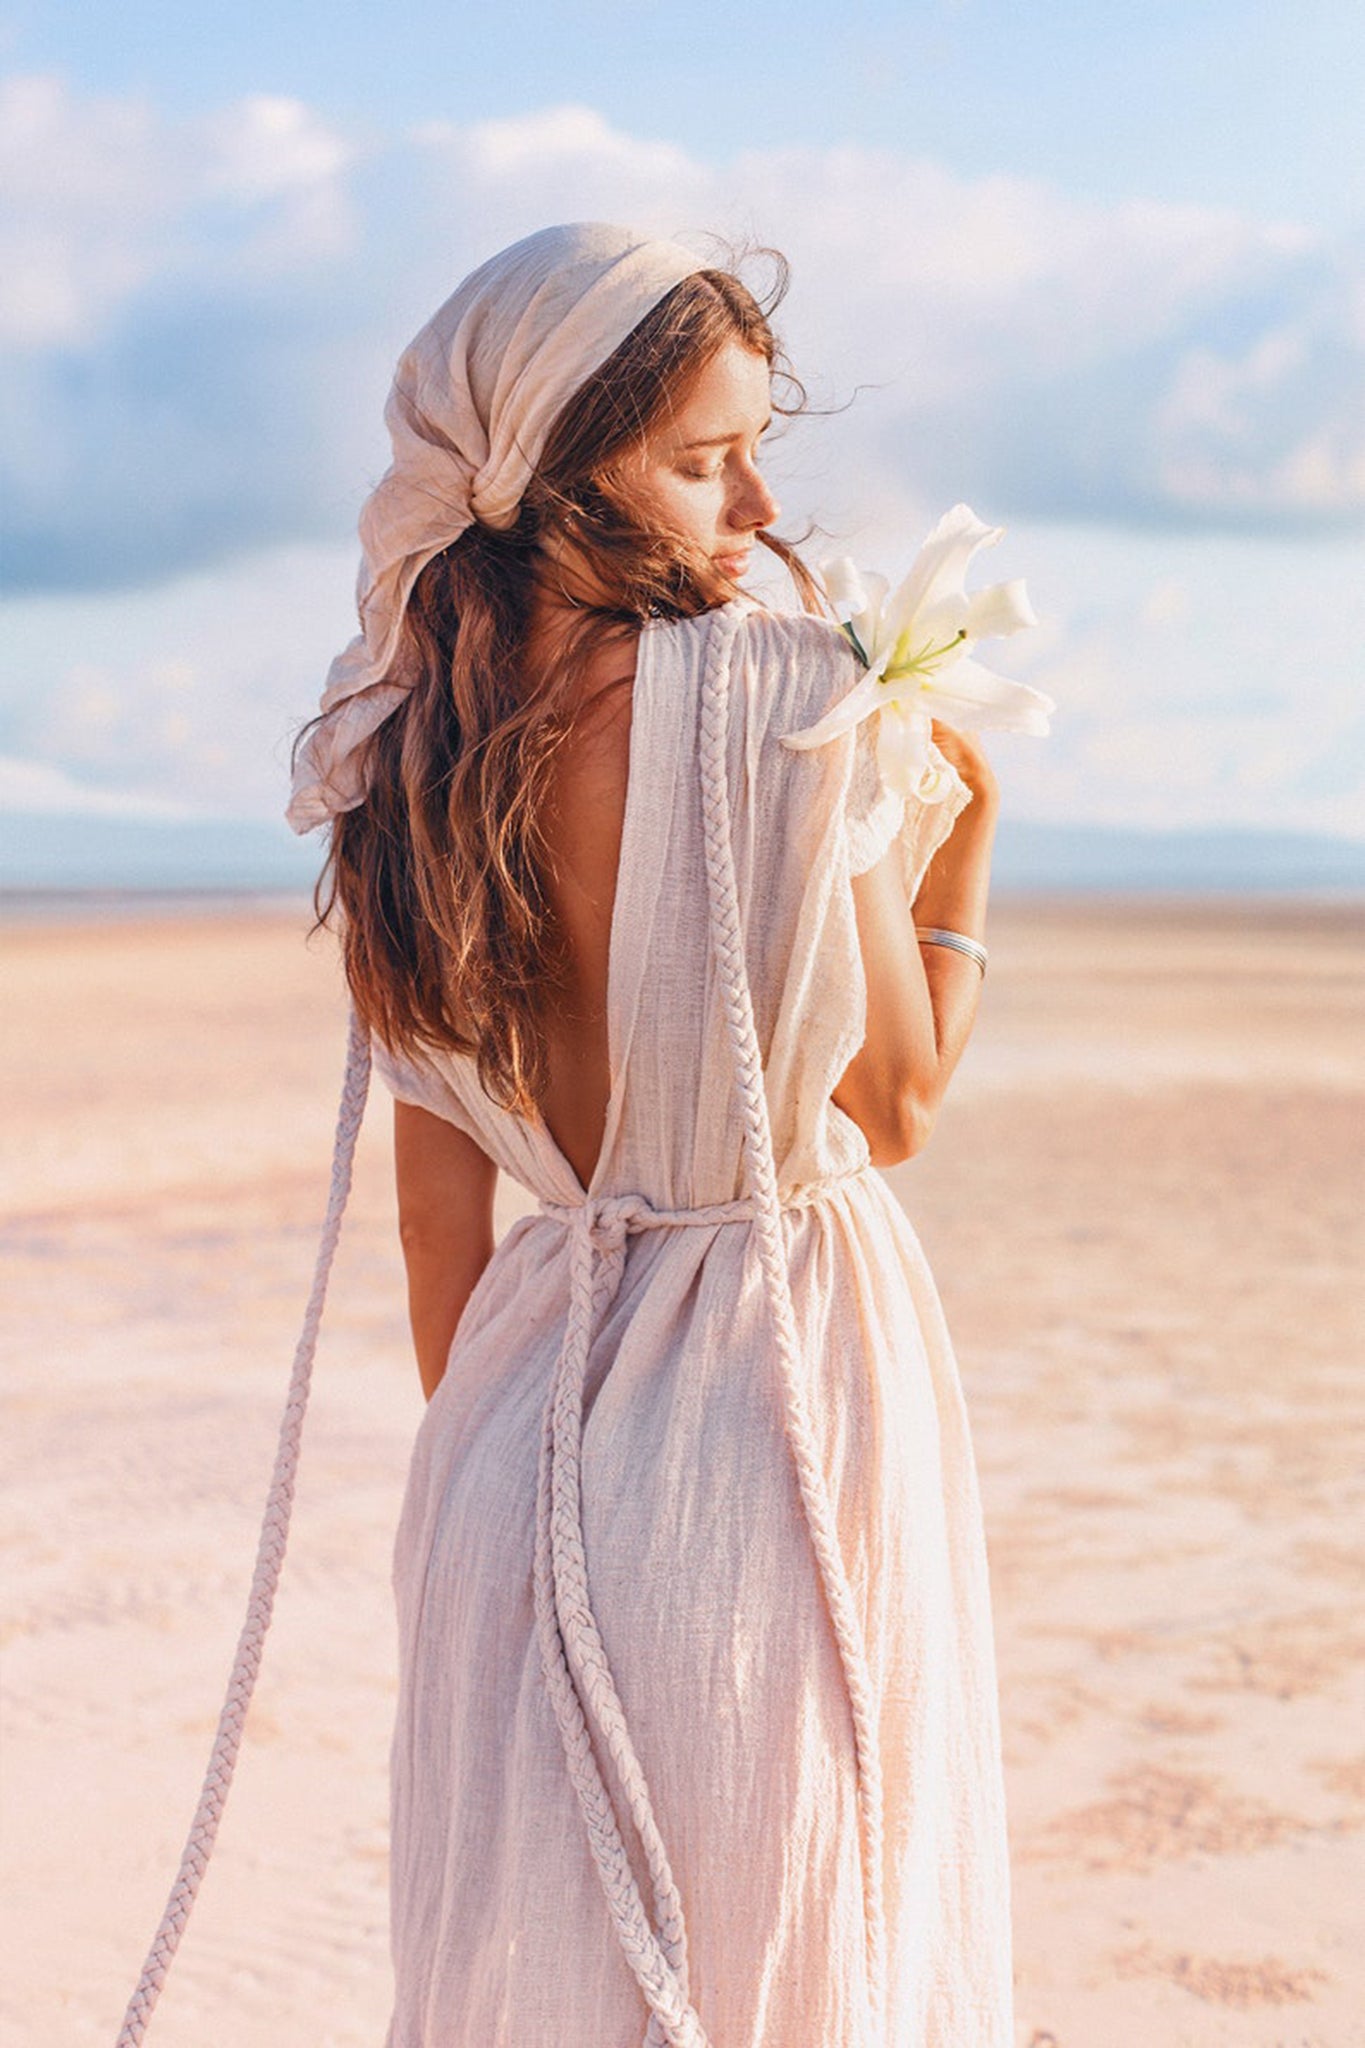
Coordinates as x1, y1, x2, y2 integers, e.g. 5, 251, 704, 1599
781, 504, 1055, 803
818, 555, 880, 630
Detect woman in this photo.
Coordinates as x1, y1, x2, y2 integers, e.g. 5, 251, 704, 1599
294, 222, 1013, 2047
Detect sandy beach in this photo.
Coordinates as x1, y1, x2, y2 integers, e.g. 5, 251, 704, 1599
2, 892, 1362, 2048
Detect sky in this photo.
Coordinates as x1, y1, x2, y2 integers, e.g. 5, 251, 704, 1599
1, 0, 1363, 847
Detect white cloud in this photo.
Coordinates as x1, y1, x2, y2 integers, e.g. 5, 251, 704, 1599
1, 78, 1361, 602
0, 81, 1362, 848
0, 539, 356, 817
1, 518, 1360, 845
0, 754, 198, 819
947, 520, 1365, 842
0, 73, 354, 349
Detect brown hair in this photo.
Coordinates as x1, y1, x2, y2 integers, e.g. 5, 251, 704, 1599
305, 253, 821, 1119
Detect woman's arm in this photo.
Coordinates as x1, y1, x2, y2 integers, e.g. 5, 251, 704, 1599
831, 720, 999, 1166
393, 1100, 498, 1400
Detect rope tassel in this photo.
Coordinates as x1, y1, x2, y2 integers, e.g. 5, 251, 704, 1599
113, 1009, 372, 2047
533, 1199, 710, 2047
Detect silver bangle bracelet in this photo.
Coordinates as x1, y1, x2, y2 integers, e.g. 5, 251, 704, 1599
916, 925, 988, 977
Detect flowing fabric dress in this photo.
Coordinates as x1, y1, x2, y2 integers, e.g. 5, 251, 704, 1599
371, 597, 1014, 2048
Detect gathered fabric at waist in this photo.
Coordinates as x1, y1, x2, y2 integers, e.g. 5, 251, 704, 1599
536, 1162, 875, 1253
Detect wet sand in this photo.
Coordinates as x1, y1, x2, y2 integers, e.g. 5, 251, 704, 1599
2, 893, 1362, 2046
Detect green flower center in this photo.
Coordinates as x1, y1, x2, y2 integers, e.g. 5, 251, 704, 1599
879, 625, 969, 688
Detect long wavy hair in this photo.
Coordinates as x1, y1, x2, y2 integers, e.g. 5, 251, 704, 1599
303, 251, 823, 1120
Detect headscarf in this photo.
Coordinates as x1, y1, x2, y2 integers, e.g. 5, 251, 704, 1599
287, 221, 709, 832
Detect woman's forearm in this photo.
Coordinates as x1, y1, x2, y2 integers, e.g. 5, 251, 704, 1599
913, 787, 997, 939
836, 786, 1000, 1159
909, 793, 998, 1112
401, 1225, 496, 1401
393, 1101, 500, 1402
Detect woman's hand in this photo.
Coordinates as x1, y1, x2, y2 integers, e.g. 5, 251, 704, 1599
929, 718, 999, 814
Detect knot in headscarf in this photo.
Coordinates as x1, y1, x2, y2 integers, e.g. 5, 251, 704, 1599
287, 221, 708, 832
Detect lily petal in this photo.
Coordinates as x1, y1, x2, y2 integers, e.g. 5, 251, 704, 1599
854, 569, 890, 635
914, 755, 955, 805
817, 556, 869, 622
779, 668, 887, 751
902, 591, 970, 657
917, 656, 1056, 733
962, 577, 1038, 641
884, 503, 1004, 644
876, 702, 934, 797
846, 571, 890, 656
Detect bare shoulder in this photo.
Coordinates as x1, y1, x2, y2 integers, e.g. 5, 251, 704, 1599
563, 621, 639, 759
539, 626, 639, 950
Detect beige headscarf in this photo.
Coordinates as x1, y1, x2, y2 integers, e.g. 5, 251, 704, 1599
287, 221, 708, 832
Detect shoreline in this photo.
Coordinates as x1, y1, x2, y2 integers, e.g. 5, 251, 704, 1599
3, 880, 1363, 929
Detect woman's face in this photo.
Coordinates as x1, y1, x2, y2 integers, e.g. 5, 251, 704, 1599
532, 338, 782, 615
608, 339, 781, 587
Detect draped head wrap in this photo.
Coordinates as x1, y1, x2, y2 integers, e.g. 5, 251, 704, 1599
287, 221, 709, 832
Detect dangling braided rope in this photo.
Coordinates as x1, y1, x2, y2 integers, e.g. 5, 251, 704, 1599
696, 604, 888, 2034
113, 1006, 372, 2047
533, 1197, 709, 2048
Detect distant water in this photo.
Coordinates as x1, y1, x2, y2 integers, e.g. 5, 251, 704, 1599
0, 813, 320, 894
2, 809, 1364, 905
991, 817, 1365, 894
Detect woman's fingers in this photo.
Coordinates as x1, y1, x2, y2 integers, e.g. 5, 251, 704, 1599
928, 720, 1000, 806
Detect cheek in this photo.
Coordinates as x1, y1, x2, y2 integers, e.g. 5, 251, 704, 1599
631, 470, 718, 549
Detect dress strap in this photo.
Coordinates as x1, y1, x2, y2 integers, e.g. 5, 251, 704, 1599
531, 604, 887, 2044
696, 604, 888, 2033
112, 1007, 372, 2046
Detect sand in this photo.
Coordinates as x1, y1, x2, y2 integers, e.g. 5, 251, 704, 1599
2, 892, 1362, 2048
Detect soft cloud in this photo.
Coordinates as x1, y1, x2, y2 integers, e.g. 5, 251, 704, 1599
2, 520, 1360, 844
0, 73, 353, 349
0, 753, 198, 819
1, 79, 1362, 601
943, 521, 1365, 842
0, 73, 366, 594
0, 539, 357, 815
1, 80, 1361, 849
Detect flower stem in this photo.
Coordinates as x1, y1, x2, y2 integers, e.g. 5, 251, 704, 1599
841, 621, 871, 668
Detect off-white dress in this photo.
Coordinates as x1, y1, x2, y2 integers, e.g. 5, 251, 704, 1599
372, 597, 1014, 2048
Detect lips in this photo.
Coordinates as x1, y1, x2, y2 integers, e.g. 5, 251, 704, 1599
714, 551, 751, 578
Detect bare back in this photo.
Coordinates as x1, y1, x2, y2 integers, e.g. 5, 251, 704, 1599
531, 618, 641, 1190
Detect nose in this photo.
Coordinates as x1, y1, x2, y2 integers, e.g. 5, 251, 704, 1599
728, 462, 780, 534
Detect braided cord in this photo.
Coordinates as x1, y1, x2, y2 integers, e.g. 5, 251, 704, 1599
533, 1205, 708, 2048
550, 1219, 698, 2031
697, 606, 888, 2032
114, 1007, 372, 2046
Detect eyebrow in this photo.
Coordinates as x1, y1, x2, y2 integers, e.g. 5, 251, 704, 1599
678, 415, 774, 450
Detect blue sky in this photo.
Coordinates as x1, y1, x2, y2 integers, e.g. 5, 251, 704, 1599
13, 0, 1365, 230
1, 0, 1362, 843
